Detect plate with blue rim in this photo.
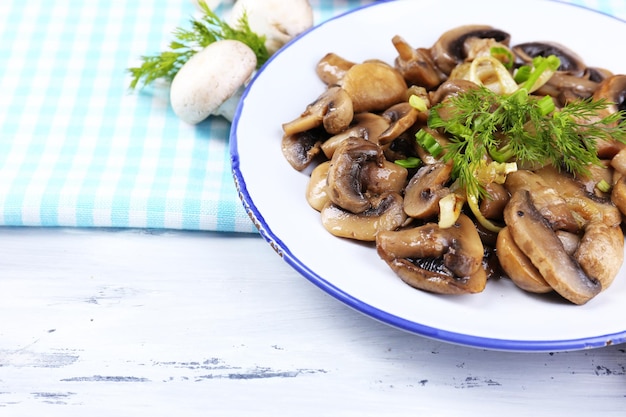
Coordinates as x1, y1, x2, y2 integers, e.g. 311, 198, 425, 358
230, 0, 626, 351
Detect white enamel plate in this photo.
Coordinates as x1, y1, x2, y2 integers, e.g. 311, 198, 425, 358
230, 0, 626, 351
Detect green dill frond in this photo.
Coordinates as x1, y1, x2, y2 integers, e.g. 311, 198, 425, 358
127, 0, 269, 90
425, 86, 626, 199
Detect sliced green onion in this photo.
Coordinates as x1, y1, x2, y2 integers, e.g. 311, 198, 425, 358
596, 179, 612, 193
394, 157, 421, 169
489, 144, 515, 163
409, 94, 428, 112
514, 65, 532, 84
520, 55, 561, 92
490, 46, 514, 70
536, 95, 556, 116
428, 110, 473, 138
416, 129, 444, 158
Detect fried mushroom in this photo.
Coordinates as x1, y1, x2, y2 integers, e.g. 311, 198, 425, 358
376, 214, 486, 295
326, 137, 385, 214
282, 85, 354, 136
321, 191, 406, 241
503, 190, 601, 305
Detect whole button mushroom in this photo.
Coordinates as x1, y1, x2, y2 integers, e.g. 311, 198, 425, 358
228, 0, 314, 55
169, 39, 257, 124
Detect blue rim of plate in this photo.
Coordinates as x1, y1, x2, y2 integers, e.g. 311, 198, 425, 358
230, 0, 626, 352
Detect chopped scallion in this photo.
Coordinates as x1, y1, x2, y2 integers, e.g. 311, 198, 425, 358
394, 157, 421, 169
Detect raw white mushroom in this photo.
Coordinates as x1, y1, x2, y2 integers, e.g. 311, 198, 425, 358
169, 39, 257, 124
228, 0, 314, 55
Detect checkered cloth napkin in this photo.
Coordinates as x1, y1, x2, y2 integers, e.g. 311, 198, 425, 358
0, 0, 621, 233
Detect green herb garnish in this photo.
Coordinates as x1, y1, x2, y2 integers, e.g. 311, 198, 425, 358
394, 157, 421, 169
127, 0, 269, 90
425, 87, 626, 199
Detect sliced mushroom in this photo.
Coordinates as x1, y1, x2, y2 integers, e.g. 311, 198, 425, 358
556, 230, 581, 256
306, 161, 331, 211
512, 41, 586, 76
536, 168, 625, 289
281, 128, 327, 171
378, 102, 421, 145
512, 41, 605, 105
535, 72, 600, 106
611, 174, 626, 216
611, 147, 626, 175
316, 52, 356, 85
594, 74, 626, 118
282, 85, 354, 136
503, 190, 601, 305
376, 214, 486, 295
535, 165, 622, 227
429, 79, 480, 105
403, 162, 453, 219
392, 35, 447, 90
326, 137, 384, 214
360, 159, 409, 196
479, 182, 509, 221
339, 61, 408, 113
321, 112, 390, 159
321, 191, 406, 241
308, 156, 408, 213
504, 170, 578, 232
496, 226, 553, 293
430, 25, 511, 75
575, 220, 624, 289
585, 67, 614, 83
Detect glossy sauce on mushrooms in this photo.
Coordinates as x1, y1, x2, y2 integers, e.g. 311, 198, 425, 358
280, 25, 626, 305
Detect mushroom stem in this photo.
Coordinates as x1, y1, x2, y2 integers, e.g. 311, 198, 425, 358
213, 85, 245, 122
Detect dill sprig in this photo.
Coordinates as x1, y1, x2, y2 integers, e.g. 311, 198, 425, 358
426, 86, 626, 199
127, 0, 269, 90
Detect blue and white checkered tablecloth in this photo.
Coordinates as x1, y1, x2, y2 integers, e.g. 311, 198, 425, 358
0, 0, 622, 233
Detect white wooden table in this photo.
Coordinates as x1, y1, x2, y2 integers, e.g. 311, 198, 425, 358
1, 227, 625, 416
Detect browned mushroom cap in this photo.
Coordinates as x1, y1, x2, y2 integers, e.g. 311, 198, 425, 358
360, 159, 409, 196
504, 170, 578, 233
282, 85, 354, 136
535, 165, 623, 227
575, 220, 624, 289
429, 79, 480, 105
593, 74, 626, 117
512, 41, 587, 76
503, 190, 601, 305
306, 161, 331, 211
281, 128, 326, 172
308, 157, 407, 213
326, 137, 385, 214
403, 162, 452, 219
376, 214, 486, 294
611, 174, 626, 215
321, 191, 407, 241
513, 41, 599, 105
585, 67, 614, 83
479, 182, 509, 221
496, 226, 553, 294
321, 112, 390, 159
392, 35, 447, 90
339, 61, 408, 113
430, 25, 511, 75
534, 72, 600, 106
378, 102, 421, 146
316, 52, 356, 85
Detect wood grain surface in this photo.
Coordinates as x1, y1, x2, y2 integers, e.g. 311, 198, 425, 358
1, 228, 625, 416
